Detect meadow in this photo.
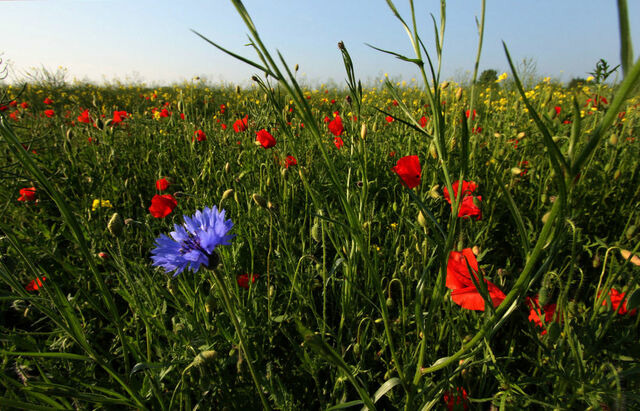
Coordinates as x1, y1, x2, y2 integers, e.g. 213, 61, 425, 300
2, 1, 640, 409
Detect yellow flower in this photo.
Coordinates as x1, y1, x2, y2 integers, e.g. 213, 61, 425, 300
92, 199, 113, 211
586, 76, 595, 82
390, 223, 398, 230
496, 72, 508, 83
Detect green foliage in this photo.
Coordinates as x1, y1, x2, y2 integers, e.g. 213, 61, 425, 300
1, 1, 640, 409
478, 69, 498, 84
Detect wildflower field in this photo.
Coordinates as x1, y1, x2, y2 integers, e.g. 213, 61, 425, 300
2, 1, 640, 409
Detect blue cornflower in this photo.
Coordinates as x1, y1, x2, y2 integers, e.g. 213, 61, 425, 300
151, 206, 234, 276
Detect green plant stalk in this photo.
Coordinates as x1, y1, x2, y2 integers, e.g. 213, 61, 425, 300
208, 268, 271, 410
617, 0, 634, 77
0, 116, 134, 373
420, 196, 563, 375
467, 0, 486, 146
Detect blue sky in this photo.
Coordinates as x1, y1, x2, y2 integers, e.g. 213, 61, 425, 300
1, 0, 638, 86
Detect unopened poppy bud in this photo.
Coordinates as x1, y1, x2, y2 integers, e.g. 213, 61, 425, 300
516, 131, 526, 139
222, 189, 234, 201
107, 212, 124, 237
269, 285, 275, 298
360, 123, 367, 140
252, 193, 267, 208
294, 63, 299, 72
613, 169, 621, 180
511, 167, 522, 175
192, 350, 217, 367
429, 185, 440, 199
541, 211, 551, 224
472, 245, 480, 255
417, 211, 428, 229
224, 162, 231, 173
429, 142, 437, 159
235, 85, 241, 94
386, 297, 394, 308
626, 225, 636, 240
494, 132, 501, 138
540, 194, 547, 203
267, 201, 277, 211
251, 75, 259, 82
280, 168, 287, 178
337, 41, 345, 50
546, 321, 561, 343
609, 134, 618, 145
455, 88, 463, 101
592, 253, 601, 268
353, 342, 361, 356
205, 294, 215, 313
441, 81, 450, 90
311, 223, 321, 242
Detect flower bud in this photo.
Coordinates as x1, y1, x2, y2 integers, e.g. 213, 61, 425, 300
98, 252, 109, 259
541, 211, 551, 224
222, 188, 234, 201
455, 88, 463, 101
205, 294, 215, 313
224, 162, 231, 173
609, 134, 618, 145
429, 185, 441, 199
417, 211, 428, 229
516, 131, 526, 139
294, 63, 299, 72
107, 212, 124, 237
192, 350, 217, 367
441, 81, 450, 90
511, 167, 522, 175
311, 222, 321, 243
429, 142, 437, 159
360, 123, 367, 140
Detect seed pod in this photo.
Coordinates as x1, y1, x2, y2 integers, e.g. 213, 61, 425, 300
107, 213, 124, 237
222, 188, 234, 201
252, 193, 267, 208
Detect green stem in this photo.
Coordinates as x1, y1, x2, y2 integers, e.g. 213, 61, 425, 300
209, 268, 271, 410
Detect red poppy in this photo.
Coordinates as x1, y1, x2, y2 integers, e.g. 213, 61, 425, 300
43, 97, 53, 105
219, 104, 226, 114
392, 155, 421, 189
385, 115, 394, 123
17, 187, 37, 202
333, 137, 344, 149
194, 129, 206, 142
78, 109, 92, 124
330, 99, 336, 104
180, 112, 185, 120
156, 178, 170, 191
237, 273, 259, 289
221, 123, 227, 130
443, 180, 478, 204
328, 115, 344, 136
44, 109, 55, 118
9, 110, 19, 121
526, 295, 559, 335
0, 105, 7, 112
9, 100, 18, 107
149, 194, 177, 218
284, 155, 297, 168
233, 115, 249, 133
112, 110, 128, 124
465, 109, 477, 120
26, 276, 47, 291
554, 106, 561, 116
443, 387, 469, 411
256, 129, 276, 148
389, 151, 396, 157
419, 116, 428, 128
20, 102, 29, 109
446, 248, 505, 311
392, 99, 398, 106
602, 288, 637, 315
159, 108, 171, 118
